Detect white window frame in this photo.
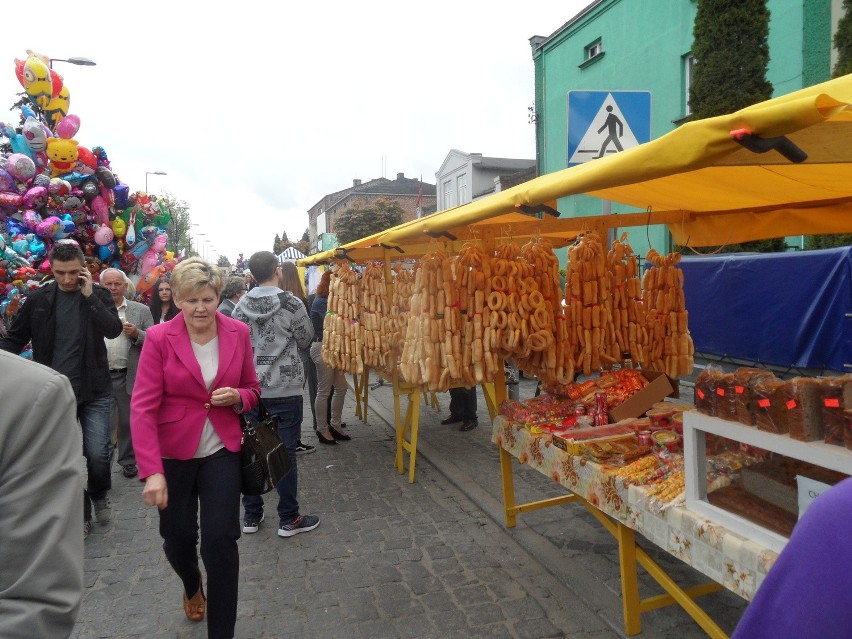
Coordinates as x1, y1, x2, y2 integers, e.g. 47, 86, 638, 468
457, 174, 468, 206
585, 39, 603, 60
684, 54, 696, 116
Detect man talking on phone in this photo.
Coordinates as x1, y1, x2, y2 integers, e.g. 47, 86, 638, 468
0, 240, 122, 538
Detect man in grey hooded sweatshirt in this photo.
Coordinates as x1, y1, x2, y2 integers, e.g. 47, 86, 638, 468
233, 251, 319, 537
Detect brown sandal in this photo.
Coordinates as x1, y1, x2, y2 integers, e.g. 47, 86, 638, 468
183, 583, 206, 622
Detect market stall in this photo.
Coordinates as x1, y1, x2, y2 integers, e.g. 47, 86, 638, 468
297, 73, 852, 635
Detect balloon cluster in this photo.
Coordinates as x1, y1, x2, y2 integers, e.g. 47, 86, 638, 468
1, 50, 181, 324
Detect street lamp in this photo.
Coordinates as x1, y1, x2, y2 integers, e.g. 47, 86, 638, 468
145, 171, 167, 193
194, 233, 206, 258
49, 56, 97, 69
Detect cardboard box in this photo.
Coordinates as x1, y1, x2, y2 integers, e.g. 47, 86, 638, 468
609, 370, 678, 422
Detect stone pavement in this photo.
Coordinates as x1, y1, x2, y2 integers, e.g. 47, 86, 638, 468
73, 374, 748, 638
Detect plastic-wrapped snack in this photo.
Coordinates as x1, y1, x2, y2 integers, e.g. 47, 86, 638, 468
733, 368, 776, 426
821, 375, 851, 446
753, 378, 788, 434
785, 377, 823, 442
695, 366, 724, 416
714, 372, 739, 422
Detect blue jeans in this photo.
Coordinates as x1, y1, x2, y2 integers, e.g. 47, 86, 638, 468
79, 395, 113, 521
241, 395, 301, 524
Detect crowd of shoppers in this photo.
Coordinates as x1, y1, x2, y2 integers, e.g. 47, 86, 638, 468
0, 248, 372, 639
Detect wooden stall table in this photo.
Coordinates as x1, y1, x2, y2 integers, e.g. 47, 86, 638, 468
353, 365, 501, 483
492, 416, 779, 638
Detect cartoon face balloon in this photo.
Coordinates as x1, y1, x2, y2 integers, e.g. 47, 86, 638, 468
22, 53, 52, 108
22, 116, 47, 152
94, 225, 115, 246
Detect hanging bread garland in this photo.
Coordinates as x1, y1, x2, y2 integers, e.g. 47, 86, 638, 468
566, 232, 613, 376
322, 263, 363, 375
514, 237, 572, 385
390, 264, 415, 371
643, 248, 694, 379
607, 233, 647, 366
455, 243, 492, 386
360, 263, 392, 373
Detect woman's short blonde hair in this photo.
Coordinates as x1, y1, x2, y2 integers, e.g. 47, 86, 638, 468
170, 257, 223, 300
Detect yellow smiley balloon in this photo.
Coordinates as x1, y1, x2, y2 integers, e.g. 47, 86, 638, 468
22, 53, 52, 109
111, 216, 127, 238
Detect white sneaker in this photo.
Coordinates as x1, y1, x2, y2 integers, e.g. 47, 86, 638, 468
243, 513, 264, 534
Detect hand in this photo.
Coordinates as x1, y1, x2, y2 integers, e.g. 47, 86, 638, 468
122, 321, 139, 339
79, 268, 93, 298
142, 473, 168, 509
210, 386, 241, 406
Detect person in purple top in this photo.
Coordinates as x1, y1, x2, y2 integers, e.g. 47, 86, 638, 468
732, 476, 852, 639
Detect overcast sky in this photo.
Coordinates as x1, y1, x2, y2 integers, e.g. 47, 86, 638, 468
2, 1, 590, 264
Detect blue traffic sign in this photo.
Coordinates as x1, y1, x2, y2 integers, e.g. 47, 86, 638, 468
567, 91, 651, 167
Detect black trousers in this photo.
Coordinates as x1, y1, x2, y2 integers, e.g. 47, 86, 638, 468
160, 448, 241, 639
449, 387, 477, 421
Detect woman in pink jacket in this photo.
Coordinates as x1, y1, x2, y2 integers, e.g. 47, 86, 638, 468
131, 258, 259, 639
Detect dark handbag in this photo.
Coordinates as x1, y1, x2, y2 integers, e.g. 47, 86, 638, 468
240, 398, 292, 496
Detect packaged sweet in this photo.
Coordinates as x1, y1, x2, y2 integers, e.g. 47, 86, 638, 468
752, 378, 788, 434
733, 367, 776, 426
821, 375, 851, 446
785, 377, 823, 442
695, 366, 724, 416
714, 373, 739, 421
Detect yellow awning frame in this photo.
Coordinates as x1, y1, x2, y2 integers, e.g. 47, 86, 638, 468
299, 74, 852, 267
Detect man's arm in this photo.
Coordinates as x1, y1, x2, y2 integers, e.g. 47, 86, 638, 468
0, 363, 83, 638
87, 286, 122, 338
133, 304, 155, 347
292, 303, 314, 349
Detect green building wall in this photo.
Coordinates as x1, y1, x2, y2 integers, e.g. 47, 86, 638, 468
534, 0, 835, 263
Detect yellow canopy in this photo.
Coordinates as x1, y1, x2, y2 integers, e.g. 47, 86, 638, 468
300, 74, 852, 266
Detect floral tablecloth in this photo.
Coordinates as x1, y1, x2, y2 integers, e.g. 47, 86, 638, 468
492, 416, 778, 600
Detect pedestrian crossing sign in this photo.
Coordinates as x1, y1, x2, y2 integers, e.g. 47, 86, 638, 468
567, 91, 651, 167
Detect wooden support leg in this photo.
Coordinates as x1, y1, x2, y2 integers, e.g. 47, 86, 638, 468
616, 522, 643, 636
393, 384, 403, 473
407, 392, 420, 483
499, 447, 517, 528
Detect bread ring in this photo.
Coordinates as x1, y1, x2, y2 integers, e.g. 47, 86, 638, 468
487, 290, 504, 311
494, 310, 508, 329
527, 330, 552, 352
528, 290, 544, 309
516, 279, 529, 297
533, 306, 549, 329
508, 313, 520, 330
491, 275, 507, 292
493, 260, 507, 276
519, 294, 533, 315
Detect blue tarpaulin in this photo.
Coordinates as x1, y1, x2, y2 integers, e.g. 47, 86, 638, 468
678, 247, 852, 373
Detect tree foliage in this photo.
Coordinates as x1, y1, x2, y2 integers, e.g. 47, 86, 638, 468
804, 234, 852, 249
834, 0, 852, 77
272, 233, 283, 254
334, 199, 404, 246
217, 255, 232, 268
676, 238, 788, 255
158, 191, 194, 258
689, 0, 773, 119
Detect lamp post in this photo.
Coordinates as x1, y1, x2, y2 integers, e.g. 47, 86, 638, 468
194, 233, 206, 259
145, 171, 167, 193
49, 56, 97, 69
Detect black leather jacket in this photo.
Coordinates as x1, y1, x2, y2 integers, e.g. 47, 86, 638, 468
0, 281, 122, 401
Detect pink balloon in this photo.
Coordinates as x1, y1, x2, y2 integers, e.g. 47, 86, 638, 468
140, 249, 159, 274
5, 153, 36, 181
94, 225, 114, 246
91, 195, 110, 225
55, 114, 81, 140
23, 209, 43, 230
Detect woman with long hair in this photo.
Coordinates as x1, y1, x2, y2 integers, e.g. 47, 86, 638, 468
149, 278, 180, 324
310, 269, 350, 445
277, 261, 317, 454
